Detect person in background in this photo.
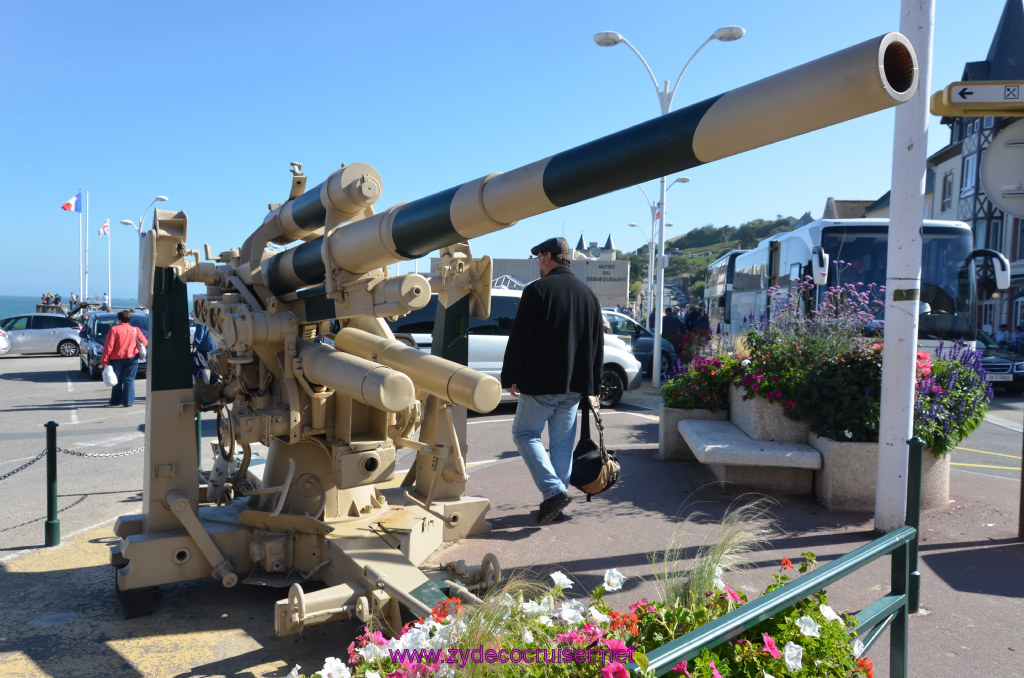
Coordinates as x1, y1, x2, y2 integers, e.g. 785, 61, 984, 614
502, 236, 603, 525
101, 292, 110, 311
100, 310, 148, 407
192, 321, 218, 384
1012, 325, 1024, 354
994, 323, 1011, 348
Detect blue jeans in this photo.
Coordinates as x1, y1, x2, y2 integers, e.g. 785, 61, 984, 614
512, 392, 581, 500
109, 357, 139, 406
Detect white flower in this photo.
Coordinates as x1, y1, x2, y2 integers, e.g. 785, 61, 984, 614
819, 604, 842, 622
764, 673, 776, 678
556, 600, 585, 625
365, 672, 382, 678
603, 568, 625, 591
741, 359, 751, 367
588, 606, 610, 624
713, 565, 725, 591
435, 665, 454, 678
320, 657, 351, 678
550, 571, 573, 589
521, 595, 555, 617
522, 628, 534, 643
844, 429, 854, 439
783, 642, 803, 671
358, 643, 389, 662
853, 638, 866, 658
285, 666, 302, 678
536, 614, 554, 626
796, 615, 821, 637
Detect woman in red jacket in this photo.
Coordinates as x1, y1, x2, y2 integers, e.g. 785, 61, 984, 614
100, 309, 149, 407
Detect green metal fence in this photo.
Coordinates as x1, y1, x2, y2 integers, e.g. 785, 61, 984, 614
631, 525, 916, 677
631, 439, 926, 677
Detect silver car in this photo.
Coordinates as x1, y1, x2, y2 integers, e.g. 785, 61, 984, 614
0, 313, 82, 357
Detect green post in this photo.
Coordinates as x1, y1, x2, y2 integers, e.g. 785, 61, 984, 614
195, 409, 203, 473
44, 421, 60, 547
905, 436, 923, 614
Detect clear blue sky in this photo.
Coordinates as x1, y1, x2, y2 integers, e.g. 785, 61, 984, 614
0, 0, 1011, 298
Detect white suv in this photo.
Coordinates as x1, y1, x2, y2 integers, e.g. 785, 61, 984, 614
387, 289, 642, 407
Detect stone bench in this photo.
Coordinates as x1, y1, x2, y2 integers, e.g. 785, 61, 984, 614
678, 419, 821, 494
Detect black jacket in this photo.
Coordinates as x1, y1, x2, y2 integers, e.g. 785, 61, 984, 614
501, 267, 603, 396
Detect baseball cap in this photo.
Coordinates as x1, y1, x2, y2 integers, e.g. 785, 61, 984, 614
531, 237, 570, 257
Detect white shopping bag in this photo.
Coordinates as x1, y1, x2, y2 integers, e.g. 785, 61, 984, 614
102, 364, 118, 387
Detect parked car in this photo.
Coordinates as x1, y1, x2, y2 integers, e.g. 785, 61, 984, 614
977, 330, 1024, 394
386, 289, 642, 407
0, 328, 10, 356
601, 309, 678, 379
0, 312, 82, 357
78, 311, 150, 379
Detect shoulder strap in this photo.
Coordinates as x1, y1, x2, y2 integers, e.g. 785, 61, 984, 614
578, 395, 592, 439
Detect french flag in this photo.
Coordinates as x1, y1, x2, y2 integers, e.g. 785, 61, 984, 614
61, 191, 82, 213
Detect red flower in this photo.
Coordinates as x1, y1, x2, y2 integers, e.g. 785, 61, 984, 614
856, 656, 875, 678
780, 557, 794, 570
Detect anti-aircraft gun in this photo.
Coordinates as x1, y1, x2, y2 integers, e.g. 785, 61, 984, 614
110, 33, 919, 635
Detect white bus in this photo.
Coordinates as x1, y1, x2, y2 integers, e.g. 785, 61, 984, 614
705, 218, 1009, 347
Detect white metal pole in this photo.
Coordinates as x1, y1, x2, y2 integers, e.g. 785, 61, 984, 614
84, 189, 89, 301
107, 222, 112, 304
78, 206, 83, 303
652, 176, 668, 387
646, 222, 655, 325
875, 0, 933, 532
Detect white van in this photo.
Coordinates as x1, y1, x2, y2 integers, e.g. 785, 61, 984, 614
387, 288, 642, 407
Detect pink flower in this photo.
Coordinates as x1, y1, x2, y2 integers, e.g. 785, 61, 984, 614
674, 660, 691, 677
723, 585, 744, 604
386, 670, 409, 678
709, 660, 724, 678
601, 662, 630, 678
556, 630, 582, 645
763, 632, 781, 659
602, 637, 629, 653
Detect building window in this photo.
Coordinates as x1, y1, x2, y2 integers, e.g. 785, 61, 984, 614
941, 172, 954, 211
983, 116, 994, 129
980, 300, 995, 334
1015, 298, 1024, 331
1016, 218, 1024, 260
975, 219, 988, 249
961, 154, 977, 196
990, 219, 1003, 252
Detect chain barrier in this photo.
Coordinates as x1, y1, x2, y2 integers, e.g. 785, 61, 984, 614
0, 446, 143, 483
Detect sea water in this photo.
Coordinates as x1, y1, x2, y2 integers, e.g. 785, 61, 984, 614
0, 295, 139, 320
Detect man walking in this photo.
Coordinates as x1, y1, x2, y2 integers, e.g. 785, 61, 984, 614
502, 237, 604, 524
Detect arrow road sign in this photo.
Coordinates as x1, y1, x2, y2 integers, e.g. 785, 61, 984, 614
949, 81, 1021, 104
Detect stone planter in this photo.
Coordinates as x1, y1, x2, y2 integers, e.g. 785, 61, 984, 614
810, 432, 951, 511
728, 385, 809, 443
659, 404, 728, 461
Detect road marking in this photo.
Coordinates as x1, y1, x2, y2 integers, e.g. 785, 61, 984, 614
65, 374, 74, 393
951, 462, 1021, 471
955, 446, 1021, 460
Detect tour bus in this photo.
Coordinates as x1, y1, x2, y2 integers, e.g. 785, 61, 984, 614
704, 218, 1009, 348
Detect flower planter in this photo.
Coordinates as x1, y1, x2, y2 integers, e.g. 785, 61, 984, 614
810, 433, 950, 512
728, 385, 809, 443
659, 404, 728, 461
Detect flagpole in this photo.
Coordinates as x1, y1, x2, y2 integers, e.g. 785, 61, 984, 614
84, 189, 90, 301
107, 220, 112, 301
78, 199, 83, 302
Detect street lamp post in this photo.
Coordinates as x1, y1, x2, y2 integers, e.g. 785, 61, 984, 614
595, 25, 744, 387
121, 195, 168, 236
630, 213, 677, 327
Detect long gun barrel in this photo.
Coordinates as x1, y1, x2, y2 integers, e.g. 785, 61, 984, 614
265, 32, 917, 296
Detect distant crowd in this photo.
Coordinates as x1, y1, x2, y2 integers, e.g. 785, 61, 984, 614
40, 292, 112, 311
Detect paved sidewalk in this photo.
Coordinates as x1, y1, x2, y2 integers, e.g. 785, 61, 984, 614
1, 386, 1020, 677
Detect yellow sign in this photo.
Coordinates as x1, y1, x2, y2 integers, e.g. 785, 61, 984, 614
930, 81, 1024, 117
